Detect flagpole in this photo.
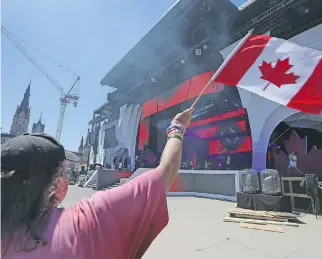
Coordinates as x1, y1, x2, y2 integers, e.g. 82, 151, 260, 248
190, 29, 254, 108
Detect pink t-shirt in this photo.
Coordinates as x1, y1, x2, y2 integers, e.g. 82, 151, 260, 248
2, 169, 169, 259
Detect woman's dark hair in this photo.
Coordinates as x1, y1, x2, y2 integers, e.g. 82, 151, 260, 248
1, 161, 64, 252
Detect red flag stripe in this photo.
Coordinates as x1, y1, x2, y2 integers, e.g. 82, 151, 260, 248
216, 35, 271, 86
287, 58, 322, 114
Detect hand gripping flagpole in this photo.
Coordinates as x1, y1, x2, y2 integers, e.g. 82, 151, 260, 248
190, 29, 254, 109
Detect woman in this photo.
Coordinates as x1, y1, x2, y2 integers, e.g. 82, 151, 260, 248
1, 108, 193, 258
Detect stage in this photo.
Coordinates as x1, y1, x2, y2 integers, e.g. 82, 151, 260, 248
84, 168, 242, 202
128, 168, 242, 201
84, 168, 133, 189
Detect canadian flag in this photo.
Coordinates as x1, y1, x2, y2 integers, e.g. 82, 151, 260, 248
215, 35, 322, 114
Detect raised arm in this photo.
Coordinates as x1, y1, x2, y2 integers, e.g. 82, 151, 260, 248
157, 108, 194, 191
73, 108, 194, 258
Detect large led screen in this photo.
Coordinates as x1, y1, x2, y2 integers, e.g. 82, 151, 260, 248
138, 71, 252, 170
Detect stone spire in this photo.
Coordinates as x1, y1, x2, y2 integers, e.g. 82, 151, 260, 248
10, 81, 31, 135
84, 129, 91, 147
78, 136, 84, 153
32, 110, 45, 134
19, 79, 31, 116
39, 110, 43, 122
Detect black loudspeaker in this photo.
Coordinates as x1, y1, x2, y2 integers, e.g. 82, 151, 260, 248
242, 169, 261, 194
260, 169, 282, 195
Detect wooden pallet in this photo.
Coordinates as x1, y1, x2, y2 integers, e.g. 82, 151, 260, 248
228, 208, 297, 222
240, 223, 283, 233
224, 217, 299, 227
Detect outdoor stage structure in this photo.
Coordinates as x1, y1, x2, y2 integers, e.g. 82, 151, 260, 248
88, 0, 322, 203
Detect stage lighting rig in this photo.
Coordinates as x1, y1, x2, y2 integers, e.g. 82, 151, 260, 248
297, 5, 310, 14
201, 1, 211, 13
194, 48, 202, 56
150, 77, 156, 83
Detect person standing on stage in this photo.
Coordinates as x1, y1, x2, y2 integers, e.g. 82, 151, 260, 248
1, 108, 193, 259
288, 152, 297, 168
226, 152, 231, 169
134, 155, 140, 171
118, 159, 123, 170
288, 152, 303, 175
112, 156, 117, 169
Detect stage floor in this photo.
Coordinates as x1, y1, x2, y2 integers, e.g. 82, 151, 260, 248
62, 186, 322, 259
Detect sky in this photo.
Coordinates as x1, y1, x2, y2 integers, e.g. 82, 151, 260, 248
1, 0, 247, 151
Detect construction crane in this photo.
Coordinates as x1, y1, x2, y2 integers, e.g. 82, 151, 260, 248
1, 25, 80, 141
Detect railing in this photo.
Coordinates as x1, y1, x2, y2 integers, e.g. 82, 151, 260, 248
281, 177, 309, 210
83, 170, 98, 187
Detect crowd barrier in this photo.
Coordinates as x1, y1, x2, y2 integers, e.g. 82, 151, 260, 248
127, 168, 243, 201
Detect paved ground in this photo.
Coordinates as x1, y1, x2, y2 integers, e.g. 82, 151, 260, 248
63, 186, 322, 259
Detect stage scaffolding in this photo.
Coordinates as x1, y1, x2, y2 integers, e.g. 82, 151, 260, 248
90, 0, 322, 126
234, 0, 313, 40
100, 0, 321, 110
88, 0, 322, 167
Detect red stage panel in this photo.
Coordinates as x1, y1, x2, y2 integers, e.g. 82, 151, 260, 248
194, 120, 247, 139
158, 79, 191, 111
195, 126, 219, 139
138, 119, 149, 149
189, 108, 246, 128
115, 172, 133, 178
208, 136, 252, 155
141, 72, 225, 119
236, 120, 247, 131
141, 98, 158, 120
186, 72, 224, 99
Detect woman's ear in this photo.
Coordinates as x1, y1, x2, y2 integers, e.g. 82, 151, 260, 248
52, 174, 69, 205
46, 190, 58, 209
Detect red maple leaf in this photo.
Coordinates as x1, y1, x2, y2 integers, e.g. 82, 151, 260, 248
258, 57, 300, 91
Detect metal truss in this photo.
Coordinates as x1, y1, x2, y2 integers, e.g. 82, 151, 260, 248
235, 0, 308, 38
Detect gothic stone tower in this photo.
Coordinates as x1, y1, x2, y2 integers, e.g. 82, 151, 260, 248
10, 82, 31, 135
78, 136, 84, 153
82, 130, 91, 165
31, 111, 45, 134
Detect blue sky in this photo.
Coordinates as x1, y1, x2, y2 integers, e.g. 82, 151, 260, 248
1, 0, 247, 151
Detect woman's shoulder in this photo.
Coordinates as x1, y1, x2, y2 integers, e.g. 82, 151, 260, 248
53, 193, 115, 229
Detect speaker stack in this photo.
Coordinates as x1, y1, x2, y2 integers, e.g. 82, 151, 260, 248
237, 169, 292, 212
